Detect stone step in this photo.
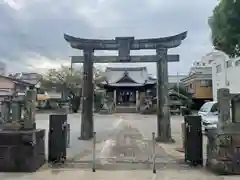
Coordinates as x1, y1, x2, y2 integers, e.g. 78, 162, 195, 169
115, 106, 137, 113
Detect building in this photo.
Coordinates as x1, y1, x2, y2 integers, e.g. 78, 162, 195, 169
181, 55, 213, 109
13, 72, 43, 88
10, 72, 50, 106
0, 75, 34, 101
97, 67, 191, 113
211, 51, 240, 101
98, 67, 156, 111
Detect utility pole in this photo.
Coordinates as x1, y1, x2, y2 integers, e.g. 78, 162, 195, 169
177, 72, 180, 96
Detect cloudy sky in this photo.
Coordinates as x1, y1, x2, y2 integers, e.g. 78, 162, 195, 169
1, 0, 218, 75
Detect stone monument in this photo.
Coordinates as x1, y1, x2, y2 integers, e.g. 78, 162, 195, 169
0, 89, 45, 172
206, 88, 240, 174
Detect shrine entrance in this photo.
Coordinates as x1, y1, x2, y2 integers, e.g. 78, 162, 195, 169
63, 33, 187, 171
117, 89, 136, 106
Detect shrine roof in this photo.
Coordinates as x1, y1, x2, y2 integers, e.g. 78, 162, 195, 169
102, 67, 156, 87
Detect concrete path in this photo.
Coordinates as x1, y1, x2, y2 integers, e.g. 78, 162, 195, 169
35, 113, 123, 159
0, 113, 238, 179
0, 168, 238, 180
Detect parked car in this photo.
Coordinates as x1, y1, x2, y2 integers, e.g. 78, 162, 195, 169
198, 101, 218, 132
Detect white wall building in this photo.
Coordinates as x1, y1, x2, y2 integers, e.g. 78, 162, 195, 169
211, 50, 240, 101
189, 54, 213, 75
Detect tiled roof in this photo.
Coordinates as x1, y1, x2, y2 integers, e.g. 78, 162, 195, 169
0, 75, 34, 86
104, 67, 149, 85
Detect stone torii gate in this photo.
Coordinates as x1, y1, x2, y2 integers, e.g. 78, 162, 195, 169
64, 32, 187, 142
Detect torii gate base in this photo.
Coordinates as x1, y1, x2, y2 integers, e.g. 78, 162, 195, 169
64, 32, 187, 142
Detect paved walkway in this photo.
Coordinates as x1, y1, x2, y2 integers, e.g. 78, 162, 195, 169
35, 113, 123, 159
0, 168, 238, 180
0, 113, 239, 179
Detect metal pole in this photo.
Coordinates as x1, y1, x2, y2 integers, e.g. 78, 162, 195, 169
152, 132, 156, 174
181, 122, 185, 152
92, 131, 96, 172
177, 72, 180, 96
66, 124, 70, 148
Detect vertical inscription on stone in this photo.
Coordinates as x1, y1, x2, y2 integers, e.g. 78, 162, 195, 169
80, 49, 94, 139
22, 89, 37, 130
217, 88, 231, 130
116, 37, 134, 61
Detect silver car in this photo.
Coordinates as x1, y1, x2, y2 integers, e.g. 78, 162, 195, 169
198, 101, 218, 132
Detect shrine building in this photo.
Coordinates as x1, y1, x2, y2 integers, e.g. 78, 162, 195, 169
98, 67, 156, 111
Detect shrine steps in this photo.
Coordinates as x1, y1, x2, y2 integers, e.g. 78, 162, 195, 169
115, 106, 137, 113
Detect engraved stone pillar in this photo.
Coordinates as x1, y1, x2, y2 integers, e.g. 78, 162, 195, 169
1, 102, 10, 123
217, 88, 230, 131
156, 48, 173, 142
22, 89, 37, 130
11, 102, 20, 122
80, 49, 94, 140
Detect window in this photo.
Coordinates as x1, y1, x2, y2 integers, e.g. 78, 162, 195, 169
216, 64, 222, 73
226, 61, 232, 68
235, 60, 240, 66
200, 80, 207, 87
209, 80, 213, 87
199, 102, 214, 112
210, 103, 219, 113
200, 80, 212, 87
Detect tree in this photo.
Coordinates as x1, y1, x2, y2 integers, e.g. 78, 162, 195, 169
40, 65, 104, 93
171, 84, 192, 98
40, 66, 82, 92
209, 0, 240, 57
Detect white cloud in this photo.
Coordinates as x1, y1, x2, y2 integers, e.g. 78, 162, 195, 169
0, 0, 218, 75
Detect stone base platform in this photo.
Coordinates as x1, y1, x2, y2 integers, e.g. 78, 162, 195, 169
206, 127, 240, 175
0, 129, 45, 172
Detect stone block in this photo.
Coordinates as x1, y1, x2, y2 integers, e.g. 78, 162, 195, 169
0, 129, 45, 172
207, 132, 240, 175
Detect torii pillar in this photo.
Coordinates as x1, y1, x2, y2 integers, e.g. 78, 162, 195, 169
155, 47, 172, 142
80, 49, 94, 139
